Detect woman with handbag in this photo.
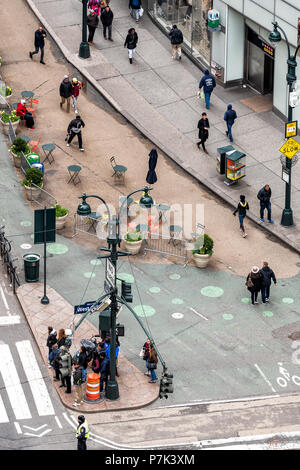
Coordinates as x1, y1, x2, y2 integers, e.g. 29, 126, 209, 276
147, 343, 158, 383
246, 266, 262, 305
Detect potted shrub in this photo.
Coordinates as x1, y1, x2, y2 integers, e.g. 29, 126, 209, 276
192, 234, 214, 268
0, 110, 20, 135
10, 137, 31, 168
123, 229, 143, 255
21, 167, 43, 200
55, 204, 69, 230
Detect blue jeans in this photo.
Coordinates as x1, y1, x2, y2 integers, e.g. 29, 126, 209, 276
226, 123, 233, 142
261, 285, 270, 303
238, 214, 245, 232
150, 368, 157, 381
204, 91, 212, 109
260, 202, 272, 221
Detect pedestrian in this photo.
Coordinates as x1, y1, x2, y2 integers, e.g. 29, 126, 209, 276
99, 350, 110, 393
77, 345, 89, 383
49, 344, 61, 381
76, 415, 89, 450
87, 9, 99, 45
58, 345, 72, 393
168, 25, 183, 60
59, 75, 73, 113
66, 115, 85, 151
245, 266, 262, 305
129, 0, 142, 23
198, 69, 216, 110
147, 343, 158, 383
103, 337, 120, 376
183, 0, 192, 23
72, 365, 85, 407
29, 26, 47, 65
196, 112, 210, 154
46, 326, 57, 366
257, 184, 274, 223
100, 0, 109, 13
71, 78, 83, 114
57, 328, 67, 348
124, 28, 138, 64
233, 195, 249, 238
224, 104, 237, 143
142, 339, 151, 376
101, 5, 114, 41
260, 261, 277, 303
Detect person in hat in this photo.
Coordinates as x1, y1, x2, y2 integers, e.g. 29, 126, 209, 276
16, 99, 35, 129
59, 75, 73, 112
246, 266, 262, 305
67, 115, 85, 151
87, 8, 99, 45
76, 415, 89, 450
71, 78, 83, 114
198, 69, 216, 110
233, 195, 249, 237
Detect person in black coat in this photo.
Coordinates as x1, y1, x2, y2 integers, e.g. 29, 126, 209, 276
101, 6, 114, 40
233, 194, 249, 237
46, 326, 57, 363
246, 266, 262, 305
124, 28, 138, 64
260, 261, 277, 303
29, 26, 47, 64
169, 25, 183, 60
67, 115, 85, 151
87, 9, 99, 44
196, 112, 210, 154
224, 104, 237, 142
257, 184, 274, 223
59, 75, 73, 113
99, 351, 110, 392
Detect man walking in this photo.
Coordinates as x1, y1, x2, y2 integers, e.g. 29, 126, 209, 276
76, 415, 89, 450
87, 9, 99, 45
169, 25, 183, 60
101, 5, 114, 41
29, 26, 47, 64
260, 261, 277, 303
59, 75, 73, 113
198, 69, 216, 110
257, 184, 274, 223
196, 112, 209, 154
224, 104, 237, 142
67, 115, 85, 151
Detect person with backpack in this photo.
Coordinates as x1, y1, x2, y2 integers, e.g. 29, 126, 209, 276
73, 365, 85, 407
260, 261, 277, 303
245, 266, 263, 305
66, 115, 85, 151
224, 104, 237, 143
59, 75, 73, 113
124, 28, 138, 64
198, 69, 216, 110
129, 0, 142, 23
169, 25, 183, 60
233, 195, 249, 238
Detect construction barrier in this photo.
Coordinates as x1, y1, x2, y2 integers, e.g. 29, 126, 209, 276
84, 373, 102, 403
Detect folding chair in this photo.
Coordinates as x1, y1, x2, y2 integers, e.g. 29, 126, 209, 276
110, 156, 127, 184
29, 136, 41, 154
26, 98, 39, 118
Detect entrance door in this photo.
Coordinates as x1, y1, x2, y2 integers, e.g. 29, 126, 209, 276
247, 41, 264, 92
245, 27, 274, 95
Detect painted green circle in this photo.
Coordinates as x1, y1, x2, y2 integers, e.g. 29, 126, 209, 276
90, 259, 102, 266
241, 297, 251, 304
169, 274, 181, 280
223, 313, 234, 320
282, 298, 294, 304
149, 287, 161, 294
84, 272, 96, 279
118, 273, 134, 283
46, 243, 69, 255
172, 298, 184, 305
134, 305, 156, 317
20, 220, 32, 227
263, 311, 274, 317
201, 286, 224, 298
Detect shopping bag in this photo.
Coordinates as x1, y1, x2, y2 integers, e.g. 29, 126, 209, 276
139, 7, 144, 17
200, 90, 204, 99
139, 348, 144, 358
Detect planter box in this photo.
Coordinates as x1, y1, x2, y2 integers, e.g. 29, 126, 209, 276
11, 150, 21, 168
123, 237, 143, 255
23, 184, 43, 201
193, 253, 211, 269
56, 213, 69, 230
1, 118, 20, 136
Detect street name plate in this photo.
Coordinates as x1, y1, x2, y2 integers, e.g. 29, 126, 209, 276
106, 258, 115, 288
279, 137, 300, 160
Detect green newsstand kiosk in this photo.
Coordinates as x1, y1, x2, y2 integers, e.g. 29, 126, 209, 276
217, 146, 246, 185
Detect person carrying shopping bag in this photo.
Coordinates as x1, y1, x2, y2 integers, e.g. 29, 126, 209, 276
129, 0, 142, 23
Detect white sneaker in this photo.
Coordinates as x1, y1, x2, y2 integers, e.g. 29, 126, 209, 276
254, 301, 259, 304
80, 148, 84, 152
75, 110, 78, 114
66, 143, 70, 147
265, 298, 269, 302
242, 233, 247, 238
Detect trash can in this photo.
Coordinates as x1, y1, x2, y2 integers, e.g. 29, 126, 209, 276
23, 253, 40, 282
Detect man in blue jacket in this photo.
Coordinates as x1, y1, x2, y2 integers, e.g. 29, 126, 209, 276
29, 26, 47, 64
199, 69, 216, 109
224, 104, 237, 142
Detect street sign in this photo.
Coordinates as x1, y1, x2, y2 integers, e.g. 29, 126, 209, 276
106, 258, 115, 288
279, 137, 300, 160
34, 208, 56, 244
285, 121, 298, 138
74, 301, 97, 315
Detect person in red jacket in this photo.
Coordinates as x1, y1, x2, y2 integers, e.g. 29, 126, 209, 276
71, 78, 83, 114
16, 99, 35, 129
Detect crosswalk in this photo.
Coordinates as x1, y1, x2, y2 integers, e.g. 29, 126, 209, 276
0, 340, 55, 423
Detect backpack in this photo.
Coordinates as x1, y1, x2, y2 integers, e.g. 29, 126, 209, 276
132, 0, 139, 7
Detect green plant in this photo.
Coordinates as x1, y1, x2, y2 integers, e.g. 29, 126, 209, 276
22, 167, 43, 188
0, 110, 20, 123
125, 230, 142, 242
55, 204, 69, 218
11, 137, 31, 156
0, 57, 2, 65
5, 87, 12, 96
192, 234, 213, 256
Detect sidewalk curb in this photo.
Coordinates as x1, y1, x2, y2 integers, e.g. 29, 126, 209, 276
25, 0, 300, 256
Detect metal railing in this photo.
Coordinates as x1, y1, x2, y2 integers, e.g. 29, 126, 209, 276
25, 182, 57, 207
0, 226, 20, 294
143, 233, 188, 265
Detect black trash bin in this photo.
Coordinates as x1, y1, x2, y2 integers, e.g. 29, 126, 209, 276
23, 253, 40, 282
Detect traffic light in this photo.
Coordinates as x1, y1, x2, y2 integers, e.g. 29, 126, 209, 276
159, 372, 173, 399
121, 280, 133, 303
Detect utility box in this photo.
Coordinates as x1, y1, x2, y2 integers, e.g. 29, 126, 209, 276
217, 145, 234, 175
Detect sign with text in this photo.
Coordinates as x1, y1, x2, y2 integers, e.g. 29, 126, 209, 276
105, 258, 115, 288
279, 138, 300, 160
74, 301, 97, 315
285, 121, 298, 138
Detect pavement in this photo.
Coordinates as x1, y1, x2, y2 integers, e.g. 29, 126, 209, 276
26, 0, 300, 254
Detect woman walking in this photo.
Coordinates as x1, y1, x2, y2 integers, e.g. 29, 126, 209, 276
71, 78, 83, 114
196, 112, 209, 154
233, 195, 249, 238
246, 266, 262, 305
147, 343, 158, 383
124, 28, 138, 64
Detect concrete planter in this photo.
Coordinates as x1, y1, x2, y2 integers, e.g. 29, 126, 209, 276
56, 213, 69, 230
193, 253, 211, 269
24, 184, 43, 201
123, 237, 143, 255
11, 150, 21, 168
1, 118, 19, 135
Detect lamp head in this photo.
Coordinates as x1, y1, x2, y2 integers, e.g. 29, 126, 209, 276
268, 22, 281, 47
77, 193, 91, 216
139, 187, 154, 209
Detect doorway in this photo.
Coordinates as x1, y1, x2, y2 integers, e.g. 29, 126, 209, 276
245, 26, 274, 95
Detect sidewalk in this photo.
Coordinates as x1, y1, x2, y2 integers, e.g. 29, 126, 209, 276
27, 0, 300, 254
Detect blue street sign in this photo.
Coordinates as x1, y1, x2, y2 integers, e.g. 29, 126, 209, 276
74, 301, 97, 315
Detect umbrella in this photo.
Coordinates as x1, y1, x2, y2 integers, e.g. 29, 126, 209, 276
146, 148, 158, 185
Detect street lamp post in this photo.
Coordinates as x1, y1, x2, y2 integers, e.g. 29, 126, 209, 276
79, 0, 90, 59
269, 22, 300, 227
76, 187, 154, 400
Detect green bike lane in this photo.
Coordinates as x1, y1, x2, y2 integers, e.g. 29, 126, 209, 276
2, 135, 300, 405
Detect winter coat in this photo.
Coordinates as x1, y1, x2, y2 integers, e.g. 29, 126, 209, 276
59, 80, 73, 98
129, 0, 141, 9
58, 347, 72, 377
72, 82, 82, 98
233, 201, 249, 216
34, 29, 46, 48
49, 349, 60, 369
259, 266, 276, 287
199, 70, 216, 93
46, 329, 57, 348
57, 336, 66, 348
169, 27, 183, 45
246, 272, 262, 293
16, 103, 27, 118
124, 30, 138, 49
73, 366, 84, 385
197, 117, 210, 140
87, 12, 99, 27
224, 104, 237, 125
101, 8, 113, 26
67, 118, 85, 134
257, 187, 272, 204
78, 351, 89, 369
148, 347, 158, 364
100, 357, 110, 378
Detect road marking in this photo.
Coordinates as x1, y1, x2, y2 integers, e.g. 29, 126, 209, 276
189, 307, 208, 321
0, 285, 9, 312
0, 394, 9, 423
0, 316, 20, 326
0, 344, 31, 420
24, 429, 52, 438
16, 340, 55, 417
23, 424, 47, 432
14, 422, 22, 434
55, 416, 63, 429
155, 393, 280, 409
254, 363, 277, 394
